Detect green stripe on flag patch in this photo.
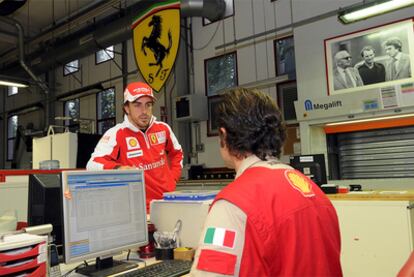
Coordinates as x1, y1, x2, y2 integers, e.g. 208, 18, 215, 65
204, 227, 215, 244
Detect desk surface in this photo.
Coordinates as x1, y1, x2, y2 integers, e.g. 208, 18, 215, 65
60, 250, 157, 276
328, 190, 414, 201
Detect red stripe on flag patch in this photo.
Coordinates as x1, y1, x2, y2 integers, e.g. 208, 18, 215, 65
197, 249, 237, 275
223, 230, 236, 248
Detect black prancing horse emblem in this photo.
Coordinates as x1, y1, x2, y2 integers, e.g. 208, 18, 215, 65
141, 15, 172, 77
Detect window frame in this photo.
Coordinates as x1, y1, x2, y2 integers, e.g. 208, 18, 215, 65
96, 87, 116, 135
63, 59, 80, 76
204, 51, 238, 97
95, 45, 115, 65
63, 99, 80, 128
7, 86, 18, 96
7, 115, 18, 161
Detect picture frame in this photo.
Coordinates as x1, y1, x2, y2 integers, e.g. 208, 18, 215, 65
202, 0, 234, 26
207, 95, 222, 137
204, 51, 238, 96
325, 18, 414, 95
276, 81, 298, 122
274, 35, 296, 78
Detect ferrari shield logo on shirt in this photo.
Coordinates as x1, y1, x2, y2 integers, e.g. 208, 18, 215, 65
126, 137, 140, 150
285, 170, 315, 197
149, 131, 166, 145
131, 0, 181, 92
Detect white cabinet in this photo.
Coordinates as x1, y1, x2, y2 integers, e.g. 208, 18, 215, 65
332, 200, 414, 277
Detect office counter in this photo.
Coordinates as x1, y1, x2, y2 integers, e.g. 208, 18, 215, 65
328, 191, 414, 277
177, 179, 229, 191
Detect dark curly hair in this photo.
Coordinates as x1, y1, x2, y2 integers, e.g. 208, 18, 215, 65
217, 87, 286, 160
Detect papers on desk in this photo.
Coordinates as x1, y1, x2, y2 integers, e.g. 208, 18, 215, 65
379, 191, 408, 194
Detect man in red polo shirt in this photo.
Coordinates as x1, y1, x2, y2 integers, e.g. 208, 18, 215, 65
191, 88, 342, 276
87, 82, 183, 211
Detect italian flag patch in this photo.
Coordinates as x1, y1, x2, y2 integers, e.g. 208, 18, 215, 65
204, 227, 236, 248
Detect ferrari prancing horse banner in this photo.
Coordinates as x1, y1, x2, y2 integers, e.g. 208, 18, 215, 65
131, 0, 181, 92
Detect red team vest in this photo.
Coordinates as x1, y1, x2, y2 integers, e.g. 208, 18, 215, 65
214, 167, 342, 276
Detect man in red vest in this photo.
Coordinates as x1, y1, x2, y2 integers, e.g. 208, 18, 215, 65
190, 87, 342, 276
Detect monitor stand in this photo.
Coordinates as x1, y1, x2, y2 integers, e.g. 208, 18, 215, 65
76, 256, 137, 277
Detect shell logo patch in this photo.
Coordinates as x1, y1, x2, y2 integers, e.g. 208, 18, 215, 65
285, 170, 315, 197
126, 137, 140, 150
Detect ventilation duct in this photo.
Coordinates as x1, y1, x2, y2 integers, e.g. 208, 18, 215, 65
0, 16, 49, 93
3, 0, 227, 74
0, 0, 27, 16
181, 0, 226, 22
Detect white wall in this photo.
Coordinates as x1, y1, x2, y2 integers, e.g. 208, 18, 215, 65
190, 0, 414, 169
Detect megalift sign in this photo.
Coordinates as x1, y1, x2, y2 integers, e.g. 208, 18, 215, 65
131, 0, 180, 92
294, 88, 383, 121
294, 83, 414, 121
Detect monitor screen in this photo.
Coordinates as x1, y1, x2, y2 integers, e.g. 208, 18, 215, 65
289, 154, 327, 186
28, 173, 64, 255
61, 170, 148, 275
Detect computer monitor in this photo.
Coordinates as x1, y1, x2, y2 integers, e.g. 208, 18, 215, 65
289, 154, 327, 186
61, 169, 148, 276
27, 173, 64, 255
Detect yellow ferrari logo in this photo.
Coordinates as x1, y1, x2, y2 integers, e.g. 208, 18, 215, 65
150, 134, 158, 144
132, 1, 180, 92
285, 170, 315, 197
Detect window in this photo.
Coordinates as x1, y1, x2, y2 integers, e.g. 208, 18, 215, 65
7, 86, 18, 96
96, 45, 114, 64
64, 59, 80, 76
64, 99, 80, 127
97, 88, 115, 134
274, 35, 296, 80
276, 81, 298, 122
7, 115, 18, 161
205, 52, 238, 96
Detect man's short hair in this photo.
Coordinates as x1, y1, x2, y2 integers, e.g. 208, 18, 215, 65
384, 37, 402, 51
217, 87, 286, 160
360, 46, 375, 57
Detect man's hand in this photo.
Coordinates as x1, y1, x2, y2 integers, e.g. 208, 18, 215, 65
117, 165, 137, 170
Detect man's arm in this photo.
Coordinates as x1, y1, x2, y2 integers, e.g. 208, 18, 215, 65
86, 127, 122, 170
165, 124, 183, 181
190, 200, 247, 276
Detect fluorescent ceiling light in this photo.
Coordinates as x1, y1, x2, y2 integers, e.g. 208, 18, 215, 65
338, 0, 414, 24
325, 113, 414, 126
0, 80, 28, 88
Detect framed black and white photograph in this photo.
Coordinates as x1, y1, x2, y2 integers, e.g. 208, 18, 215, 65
207, 95, 222, 137
205, 52, 238, 96
274, 35, 296, 79
325, 18, 414, 95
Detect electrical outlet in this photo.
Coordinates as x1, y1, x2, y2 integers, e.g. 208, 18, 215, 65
196, 144, 205, 152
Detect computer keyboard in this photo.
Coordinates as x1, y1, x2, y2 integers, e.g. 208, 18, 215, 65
119, 260, 193, 277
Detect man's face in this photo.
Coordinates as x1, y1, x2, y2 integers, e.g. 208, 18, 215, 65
362, 50, 375, 65
336, 51, 352, 69
124, 96, 154, 129
385, 45, 398, 58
